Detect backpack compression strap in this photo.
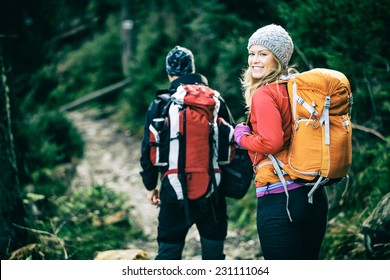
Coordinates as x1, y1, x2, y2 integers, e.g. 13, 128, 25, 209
319, 96, 331, 145
268, 154, 292, 222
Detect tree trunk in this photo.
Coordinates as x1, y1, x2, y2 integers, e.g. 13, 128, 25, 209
120, 0, 135, 76
0, 41, 27, 259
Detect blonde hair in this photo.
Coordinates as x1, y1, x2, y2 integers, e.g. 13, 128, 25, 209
241, 53, 295, 109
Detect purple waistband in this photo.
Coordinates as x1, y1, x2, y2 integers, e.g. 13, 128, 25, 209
256, 181, 303, 197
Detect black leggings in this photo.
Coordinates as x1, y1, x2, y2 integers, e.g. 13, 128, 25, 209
257, 185, 328, 260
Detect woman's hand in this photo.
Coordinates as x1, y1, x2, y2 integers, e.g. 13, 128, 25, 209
234, 123, 251, 147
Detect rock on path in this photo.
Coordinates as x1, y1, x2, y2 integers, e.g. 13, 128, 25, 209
66, 108, 261, 260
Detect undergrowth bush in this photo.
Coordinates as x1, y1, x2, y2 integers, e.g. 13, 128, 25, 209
17, 110, 84, 198
22, 110, 84, 169
321, 211, 368, 260
23, 185, 143, 260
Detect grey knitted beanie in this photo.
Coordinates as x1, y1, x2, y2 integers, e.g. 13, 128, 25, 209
247, 24, 294, 67
165, 46, 195, 76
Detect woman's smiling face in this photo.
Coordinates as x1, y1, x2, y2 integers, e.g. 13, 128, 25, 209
248, 45, 277, 79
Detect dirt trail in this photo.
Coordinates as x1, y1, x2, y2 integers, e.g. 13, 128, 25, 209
66, 108, 261, 260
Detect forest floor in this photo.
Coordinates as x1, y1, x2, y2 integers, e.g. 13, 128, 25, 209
66, 107, 261, 260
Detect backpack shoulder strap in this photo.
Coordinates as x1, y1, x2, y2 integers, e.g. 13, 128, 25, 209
156, 89, 171, 103
155, 90, 172, 118
217, 96, 236, 126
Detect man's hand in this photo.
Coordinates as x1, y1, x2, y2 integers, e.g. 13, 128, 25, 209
149, 189, 161, 206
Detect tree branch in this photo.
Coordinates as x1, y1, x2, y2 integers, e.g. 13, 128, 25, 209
13, 223, 68, 259
352, 123, 387, 142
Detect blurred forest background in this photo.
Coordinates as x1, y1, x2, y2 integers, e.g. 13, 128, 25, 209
1, 0, 389, 260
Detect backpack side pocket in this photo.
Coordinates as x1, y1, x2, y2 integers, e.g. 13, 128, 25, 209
217, 117, 235, 165
149, 118, 168, 166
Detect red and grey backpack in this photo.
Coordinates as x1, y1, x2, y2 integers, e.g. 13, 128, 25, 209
148, 84, 235, 201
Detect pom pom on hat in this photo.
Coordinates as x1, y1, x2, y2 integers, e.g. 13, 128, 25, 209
166, 46, 195, 76
247, 24, 294, 67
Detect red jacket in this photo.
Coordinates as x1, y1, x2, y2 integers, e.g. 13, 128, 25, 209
241, 83, 293, 186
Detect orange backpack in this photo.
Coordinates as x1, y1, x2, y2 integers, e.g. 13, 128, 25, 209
258, 68, 353, 205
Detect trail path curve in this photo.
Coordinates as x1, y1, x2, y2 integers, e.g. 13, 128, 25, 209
67, 108, 261, 260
